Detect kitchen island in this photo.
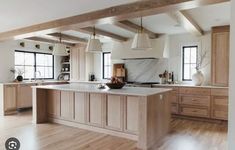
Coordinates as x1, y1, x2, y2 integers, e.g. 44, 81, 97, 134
32, 83, 172, 150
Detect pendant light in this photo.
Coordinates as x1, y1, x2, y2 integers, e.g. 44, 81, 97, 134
86, 27, 102, 53
131, 17, 152, 50
52, 33, 68, 56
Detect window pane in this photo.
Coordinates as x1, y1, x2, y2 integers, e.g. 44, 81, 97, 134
184, 48, 191, 63
36, 54, 45, 66
103, 53, 111, 79
24, 66, 34, 79
15, 52, 24, 65
184, 64, 190, 80
44, 67, 53, 78
44, 55, 53, 66
191, 64, 197, 77
25, 53, 34, 65
191, 48, 197, 63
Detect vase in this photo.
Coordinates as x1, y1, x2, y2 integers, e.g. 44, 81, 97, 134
192, 70, 204, 86
16, 75, 23, 82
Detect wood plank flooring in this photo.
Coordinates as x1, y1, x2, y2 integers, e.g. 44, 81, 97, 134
0, 111, 227, 150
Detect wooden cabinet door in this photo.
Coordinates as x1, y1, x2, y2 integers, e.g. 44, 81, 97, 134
74, 92, 87, 123
211, 26, 230, 86
61, 91, 74, 120
47, 90, 61, 118
124, 96, 139, 134
211, 96, 228, 120
4, 85, 17, 111
88, 93, 105, 127
70, 47, 80, 81
17, 84, 35, 108
105, 95, 124, 131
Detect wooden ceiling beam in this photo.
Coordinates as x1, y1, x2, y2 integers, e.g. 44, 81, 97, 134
0, 0, 229, 41
48, 33, 87, 44
113, 20, 159, 39
74, 27, 128, 42
26, 37, 75, 47
168, 10, 204, 36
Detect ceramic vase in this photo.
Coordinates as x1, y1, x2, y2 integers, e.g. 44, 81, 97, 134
192, 70, 204, 86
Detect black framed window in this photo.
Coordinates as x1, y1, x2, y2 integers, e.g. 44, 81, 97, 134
182, 46, 198, 81
102, 52, 111, 79
15, 50, 54, 79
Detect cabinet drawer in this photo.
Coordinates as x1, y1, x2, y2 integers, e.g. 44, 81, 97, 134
180, 106, 209, 118
179, 88, 210, 95
180, 95, 210, 107
211, 89, 228, 96
213, 96, 228, 107
212, 110, 228, 120
171, 104, 178, 114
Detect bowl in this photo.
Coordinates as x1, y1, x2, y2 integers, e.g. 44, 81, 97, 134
106, 83, 125, 89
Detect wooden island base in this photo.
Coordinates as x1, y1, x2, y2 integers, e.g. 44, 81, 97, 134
33, 87, 171, 150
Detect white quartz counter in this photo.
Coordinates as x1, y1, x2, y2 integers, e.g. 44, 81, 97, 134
33, 84, 172, 96
152, 83, 228, 89
1, 80, 68, 85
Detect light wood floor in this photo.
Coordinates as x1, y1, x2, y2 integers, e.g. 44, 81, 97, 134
0, 111, 227, 150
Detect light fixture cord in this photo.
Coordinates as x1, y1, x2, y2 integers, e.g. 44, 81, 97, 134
140, 17, 143, 32
59, 33, 62, 43
93, 27, 96, 38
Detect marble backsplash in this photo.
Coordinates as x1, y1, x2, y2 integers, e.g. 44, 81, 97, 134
124, 59, 169, 82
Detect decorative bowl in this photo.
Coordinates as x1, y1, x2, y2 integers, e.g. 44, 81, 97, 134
106, 83, 125, 89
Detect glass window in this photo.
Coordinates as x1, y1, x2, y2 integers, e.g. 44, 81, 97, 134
14, 51, 54, 79
182, 46, 198, 81
103, 52, 111, 79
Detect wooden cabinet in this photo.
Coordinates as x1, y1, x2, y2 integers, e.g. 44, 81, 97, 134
4, 85, 17, 112
179, 106, 210, 118
17, 84, 36, 108
60, 91, 74, 120
74, 92, 87, 124
105, 95, 124, 131
124, 96, 139, 134
211, 88, 228, 120
87, 93, 105, 127
47, 90, 61, 118
211, 26, 230, 86
70, 45, 86, 81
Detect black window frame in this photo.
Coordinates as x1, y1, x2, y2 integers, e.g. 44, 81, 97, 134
182, 46, 198, 81
102, 52, 111, 79
15, 50, 54, 80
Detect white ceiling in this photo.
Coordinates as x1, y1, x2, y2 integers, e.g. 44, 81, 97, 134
0, 1, 231, 43
0, 0, 138, 33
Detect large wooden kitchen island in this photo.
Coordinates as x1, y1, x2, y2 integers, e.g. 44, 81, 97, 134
32, 83, 172, 150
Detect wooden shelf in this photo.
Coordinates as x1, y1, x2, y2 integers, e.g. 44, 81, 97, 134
61, 72, 70, 74
61, 62, 70, 65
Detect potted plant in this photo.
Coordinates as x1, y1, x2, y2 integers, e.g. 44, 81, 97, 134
192, 51, 208, 86
10, 68, 24, 82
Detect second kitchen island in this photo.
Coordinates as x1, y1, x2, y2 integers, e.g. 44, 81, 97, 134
32, 83, 172, 150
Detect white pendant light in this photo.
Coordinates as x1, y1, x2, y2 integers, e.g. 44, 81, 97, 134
131, 17, 152, 50
86, 27, 102, 53
53, 33, 69, 56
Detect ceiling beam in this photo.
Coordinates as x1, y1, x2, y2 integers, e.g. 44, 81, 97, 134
74, 27, 128, 42
48, 33, 88, 44
168, 10, 204, 36
0, 0, 229, 41
113, 20, 159, 39
26, 37, 75, 47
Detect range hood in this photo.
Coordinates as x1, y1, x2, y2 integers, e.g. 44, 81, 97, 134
111, 35, 169, 60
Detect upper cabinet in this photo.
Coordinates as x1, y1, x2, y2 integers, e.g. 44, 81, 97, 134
111, 35, 169, 60
211, 26, 230, 86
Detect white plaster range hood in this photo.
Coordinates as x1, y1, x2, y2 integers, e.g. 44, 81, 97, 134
111, 35, 169, 60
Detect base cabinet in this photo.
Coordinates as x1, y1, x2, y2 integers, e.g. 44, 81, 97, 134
74, 92, 87, 124
4, 85, 17, 112
17, 84, 36, 108
105, 95, 124, 131
87, 93, 105, 127
47, 90, 61, 118
61, 91, 74, 120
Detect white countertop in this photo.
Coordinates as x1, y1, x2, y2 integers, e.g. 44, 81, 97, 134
151, 84, 228, 89
1, 80, 68, 85
33, 84, 172, 96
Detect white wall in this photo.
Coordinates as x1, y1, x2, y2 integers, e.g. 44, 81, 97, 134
0, 40, 61, 82
228, 1, 234, 149
92, 33, 212, 84
168, 32, 211, 84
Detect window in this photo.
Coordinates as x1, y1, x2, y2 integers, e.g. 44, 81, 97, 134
103, 52, 111, 79
15, 51, 54, 79
182, 46, 198, 81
